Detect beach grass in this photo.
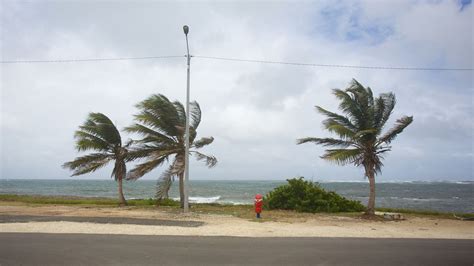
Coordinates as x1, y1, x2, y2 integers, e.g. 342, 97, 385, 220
0, 194, 158, 207
1, 194, 472, 220
375, 207, 474, 220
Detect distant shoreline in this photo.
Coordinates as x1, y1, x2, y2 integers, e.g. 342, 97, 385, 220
1, 178, 473, 183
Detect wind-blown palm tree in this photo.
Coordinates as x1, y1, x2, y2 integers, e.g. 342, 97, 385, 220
297, 79, 413, 216
125, 94, 217, 208
63, 113, 131, 206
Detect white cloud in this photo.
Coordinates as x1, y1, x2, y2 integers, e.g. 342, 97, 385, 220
1, 0, 472, 181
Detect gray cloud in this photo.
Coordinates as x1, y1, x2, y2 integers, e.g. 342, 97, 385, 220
1, 0, 472, 181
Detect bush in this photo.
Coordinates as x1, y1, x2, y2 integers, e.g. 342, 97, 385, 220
264, 177, 365, 213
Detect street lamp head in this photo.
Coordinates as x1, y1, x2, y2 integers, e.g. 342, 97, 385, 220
183, 25, 189, 35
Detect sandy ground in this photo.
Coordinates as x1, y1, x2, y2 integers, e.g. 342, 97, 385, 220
0, 205, 473, 239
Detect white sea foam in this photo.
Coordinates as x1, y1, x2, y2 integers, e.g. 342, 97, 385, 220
171, 196, 221, 204
225, 201, 251, 205
385, 196, 443, 202
455, 181, 473, 185
190, 196, 221, 203
402, 197, 442, 202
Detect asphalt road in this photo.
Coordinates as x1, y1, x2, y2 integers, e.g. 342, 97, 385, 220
0, 215, 203, 227
0, 233, 472, 265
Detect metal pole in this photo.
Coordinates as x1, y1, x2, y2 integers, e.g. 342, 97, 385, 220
183, 25, 190, 213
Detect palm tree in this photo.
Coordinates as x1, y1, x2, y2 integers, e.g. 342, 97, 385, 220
297, 79, 413, 216
63, 113, 131, 206
125, 94, 217, 208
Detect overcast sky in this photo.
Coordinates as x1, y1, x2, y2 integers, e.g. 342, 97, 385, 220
1, 0, 472, 182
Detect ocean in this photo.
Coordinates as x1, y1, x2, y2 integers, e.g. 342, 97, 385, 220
0, 179, 472, 213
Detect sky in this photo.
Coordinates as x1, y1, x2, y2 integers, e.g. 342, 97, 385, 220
1, 0, 472, 182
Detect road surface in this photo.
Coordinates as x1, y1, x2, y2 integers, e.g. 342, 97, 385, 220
0, 215, 203, 227
0, 233, 472, 265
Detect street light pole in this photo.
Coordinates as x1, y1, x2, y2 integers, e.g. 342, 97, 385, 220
183, 25, 190, 213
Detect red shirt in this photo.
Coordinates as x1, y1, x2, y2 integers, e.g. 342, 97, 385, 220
254, 199, 263, 213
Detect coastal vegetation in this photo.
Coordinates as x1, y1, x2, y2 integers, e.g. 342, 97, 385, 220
60, 81, 416, 216
297, 79, 413, 216
264, 177, 365, 213
125, 94, 217, 208
62, 113, 132, 206
2, 194, 473, 221
62, 94, 217, 209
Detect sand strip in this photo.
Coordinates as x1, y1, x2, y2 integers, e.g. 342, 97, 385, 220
0, 205, 472, 239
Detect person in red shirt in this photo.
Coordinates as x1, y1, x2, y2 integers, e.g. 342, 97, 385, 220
254, 194, 263, 218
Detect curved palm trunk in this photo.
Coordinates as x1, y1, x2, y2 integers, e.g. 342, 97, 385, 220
365, 165, 376, 215
118, 177, 127, 206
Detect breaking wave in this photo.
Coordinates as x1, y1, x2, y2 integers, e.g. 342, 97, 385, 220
172, 196, 221, 204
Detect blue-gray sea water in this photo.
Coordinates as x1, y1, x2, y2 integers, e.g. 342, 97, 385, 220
0, 179, 472, 213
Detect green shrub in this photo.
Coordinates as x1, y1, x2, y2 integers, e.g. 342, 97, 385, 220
264, 177, 365, 213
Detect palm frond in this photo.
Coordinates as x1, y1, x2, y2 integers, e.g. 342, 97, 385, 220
79, 113, 122, 146
125, 145, 178, 162
133, 110, 179, 137
316, 106, 357, 132
123, 139, 134, 148
74, 131, 110, 152
189, 127, 198, 144
125, 147, 154, 161
190, 101, 201, 129
127, 156, 168, 180
73, 113, 122, 152
193, 136, 214, 149
378, 116, 413, 145
155, 165, 174, 200
321, 148, 363, 166
192, 151, 217, 168
346, 79, 370, 110
366, 86, 374, 107
375, 92, 396, 130
125, 123, 176, 144
170, 155, 185, 175
348, 81, 374, 129
373, 96, 386, 130
134, 94, 181, 137
174, 125, 185, 136
376, 146, 392, 155
323, 120, 356, 139
353, 128, 378, 139
62, 153, 112, 176
332, 89, 365, 129
173, 101, 186, 126
127, 94, 216, 182
297, 137, 354, 148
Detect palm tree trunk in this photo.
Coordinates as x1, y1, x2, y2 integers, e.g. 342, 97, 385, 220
366, 166, 376, 216
179, 172, 185, 208
118, 177, 127, 206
